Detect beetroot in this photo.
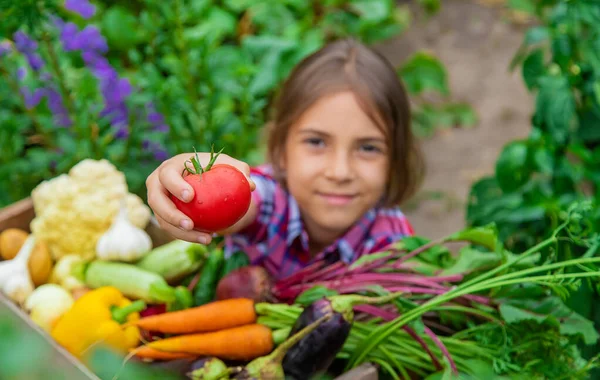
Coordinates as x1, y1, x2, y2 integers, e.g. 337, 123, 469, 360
139, 304, 167, 341
215, 266, 273, 302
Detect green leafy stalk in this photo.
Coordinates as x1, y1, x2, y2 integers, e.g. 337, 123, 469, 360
347, 215, 588, 368
42, 33, 77, 130
0, 64, 48, 145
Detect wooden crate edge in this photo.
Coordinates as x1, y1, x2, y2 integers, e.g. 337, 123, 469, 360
0, 197, 35, 232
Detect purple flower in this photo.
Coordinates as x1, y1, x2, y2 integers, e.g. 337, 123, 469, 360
46, 88, 72, 127
65, 0, 96, 19
114, 126, 129, 139
60, 22, 80, 51
13, 31, 44, 71
50, 15, 66, 30
60, 24, 107, 54
26, 53, 44, 71
20, 87, 45, 108
0, 41, 11, 57
146, 103, 169, 133
14, 31, 37, 52
54, 16, 136, 135
81, 51, 114, 78
17, 67, 27, 80
143, 139, 169, 161
77, 26, 108, 53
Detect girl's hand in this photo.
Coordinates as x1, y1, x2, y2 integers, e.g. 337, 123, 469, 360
146, 152, 256, 244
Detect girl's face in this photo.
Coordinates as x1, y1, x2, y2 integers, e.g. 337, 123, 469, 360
281, 90, 390, 249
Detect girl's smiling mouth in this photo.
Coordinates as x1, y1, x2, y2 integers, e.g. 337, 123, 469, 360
317, 192, 358, 205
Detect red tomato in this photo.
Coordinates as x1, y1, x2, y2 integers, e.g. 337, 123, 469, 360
171, 164, 252, 232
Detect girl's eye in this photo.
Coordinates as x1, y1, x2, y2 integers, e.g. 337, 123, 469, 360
360, 144, 382, 153
304, 137, 325, 147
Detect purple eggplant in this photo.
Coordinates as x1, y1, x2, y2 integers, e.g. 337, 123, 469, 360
282, 292, 402, 380
233, 315, 331, 380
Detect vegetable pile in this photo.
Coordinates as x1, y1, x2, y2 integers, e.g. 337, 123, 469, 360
2, 158, 600, 380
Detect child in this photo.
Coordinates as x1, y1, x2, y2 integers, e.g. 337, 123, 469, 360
145, 38, 424, 280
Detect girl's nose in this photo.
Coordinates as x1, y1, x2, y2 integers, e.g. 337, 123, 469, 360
325, 150, 354, 181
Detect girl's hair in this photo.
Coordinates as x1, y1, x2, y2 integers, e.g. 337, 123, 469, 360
266, 38, 424, 207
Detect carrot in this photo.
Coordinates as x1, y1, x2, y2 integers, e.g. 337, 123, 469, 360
131, 347, 197, 360
144, 324, 274, 361
129, 297, 257, 334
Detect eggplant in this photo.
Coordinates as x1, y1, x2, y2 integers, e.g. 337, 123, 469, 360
234, 315, 331, 380
282, 292, 402, 380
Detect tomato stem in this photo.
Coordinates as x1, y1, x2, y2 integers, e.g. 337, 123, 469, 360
204, 145, 224, 172
182, 145, 225, 176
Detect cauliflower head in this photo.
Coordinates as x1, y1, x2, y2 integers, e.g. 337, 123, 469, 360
30, 159, 151, 260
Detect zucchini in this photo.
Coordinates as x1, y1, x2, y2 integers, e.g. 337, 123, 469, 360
76, 260, 178, 304
136, 239, 208, 283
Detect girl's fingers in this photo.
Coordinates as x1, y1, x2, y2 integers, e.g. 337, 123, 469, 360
147, 175, 193, 230
159, 157, 195, 203
154, 214, 213, 245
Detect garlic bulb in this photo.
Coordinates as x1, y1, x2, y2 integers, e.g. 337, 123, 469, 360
0, 235, 36, 305
96, 199, 152, 262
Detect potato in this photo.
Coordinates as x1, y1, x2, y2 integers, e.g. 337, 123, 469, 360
28, 241, 53, 287
0, 228, 29, 260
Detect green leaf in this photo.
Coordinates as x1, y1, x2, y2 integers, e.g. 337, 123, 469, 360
439, 246, 503, 276
495, 141, 530, 192
223, 0, 260, 12
425, 359, 513, 380
533, 146, 554, 174
578, 104, 600, 143
183, 7, 237, 45
522, 49, 546, 90
242, 35, 297, 57
551, 34, 572, 67
349, 0, 392, 22
524, 26, 549, 45
417, 0, 441, 14
499, 296, 600, 345
496, 205, 546, 224
446, 225, 498, 251
295, 286, 339, 306
349, 251, 395, 270
399, 52, 449, 96
249, 50, 282, 96
534, 75, 575, 144
101, 6, 143, 51
444, 103, 477, 127
247, 3, 298, 35
507, 0, 536, 14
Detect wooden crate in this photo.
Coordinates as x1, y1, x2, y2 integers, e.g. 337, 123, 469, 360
0, 198, 378, 380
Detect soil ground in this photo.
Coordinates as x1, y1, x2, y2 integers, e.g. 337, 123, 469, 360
374, 0, 535, 239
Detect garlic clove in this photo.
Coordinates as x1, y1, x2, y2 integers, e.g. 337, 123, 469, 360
95, 198, 153, 262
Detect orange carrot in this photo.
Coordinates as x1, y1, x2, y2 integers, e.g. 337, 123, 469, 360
130, 347, 197, 360
145, 324, 274, 361
130, 298, 257, 334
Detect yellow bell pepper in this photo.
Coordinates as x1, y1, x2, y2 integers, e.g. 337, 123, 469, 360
51, 286, 146, 359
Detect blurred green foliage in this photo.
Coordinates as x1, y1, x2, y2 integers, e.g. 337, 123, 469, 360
466, 0, 600, 368
0, 0, 475, 208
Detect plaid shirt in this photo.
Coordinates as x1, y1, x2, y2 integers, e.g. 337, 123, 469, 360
224, 165, 415, 280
